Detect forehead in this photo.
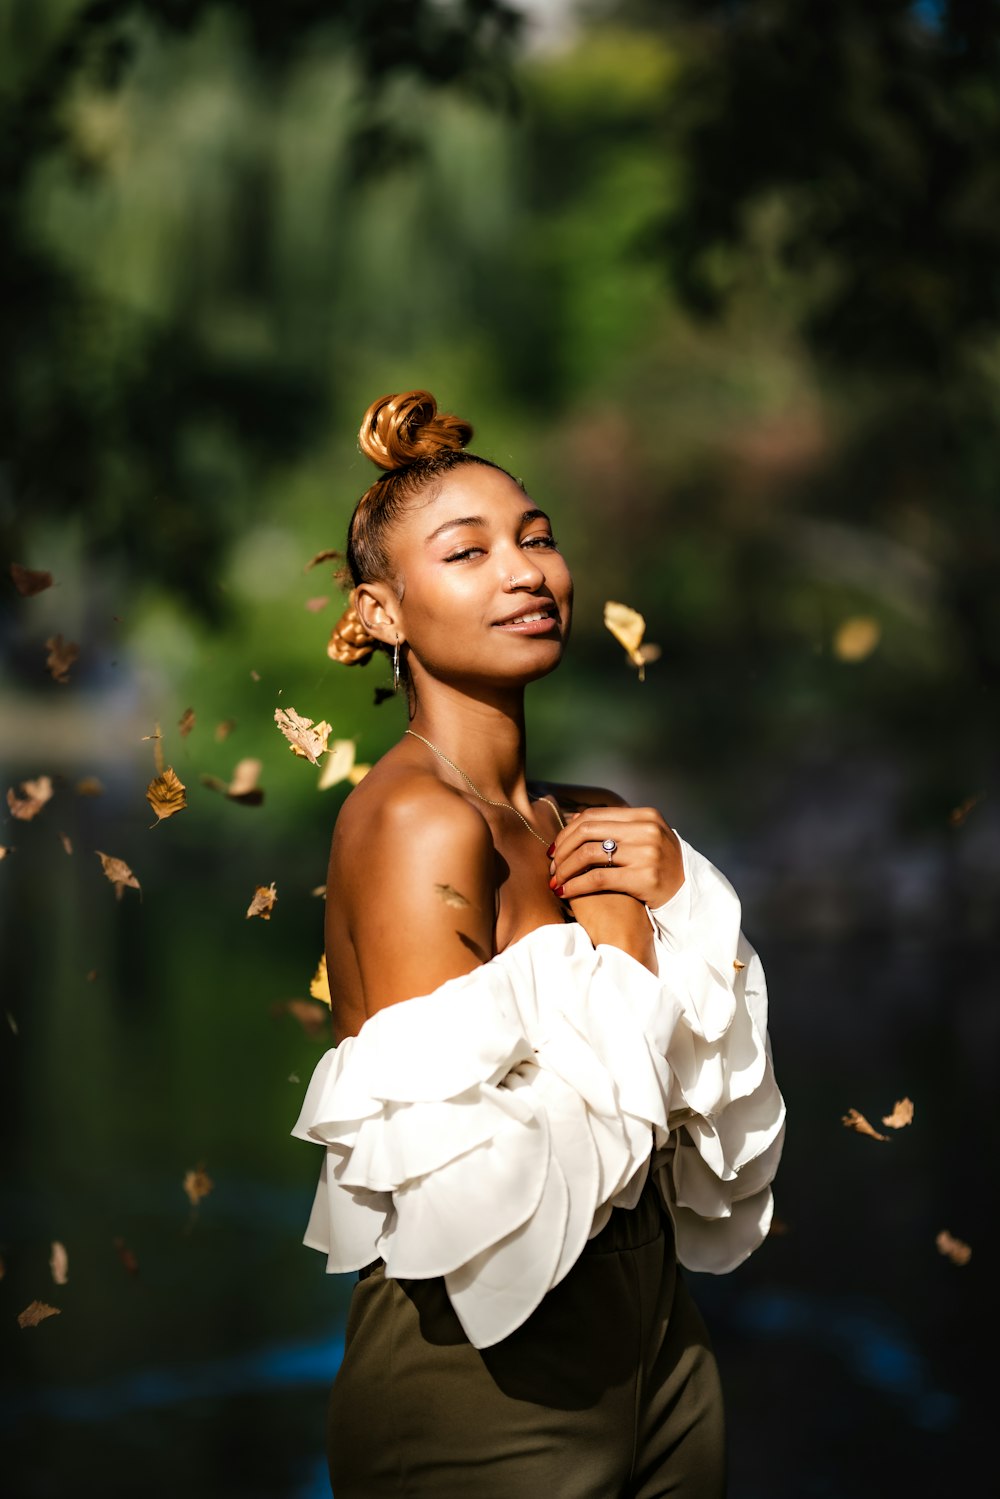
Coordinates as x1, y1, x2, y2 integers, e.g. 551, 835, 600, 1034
410, 464, 535, 535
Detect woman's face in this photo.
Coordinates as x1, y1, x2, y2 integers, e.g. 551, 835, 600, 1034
378, 464, 573, 689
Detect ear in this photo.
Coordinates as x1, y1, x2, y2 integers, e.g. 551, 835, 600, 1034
353, 581, 402, 646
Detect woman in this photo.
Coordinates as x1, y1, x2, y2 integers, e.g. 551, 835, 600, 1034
292, 390, 785, 1498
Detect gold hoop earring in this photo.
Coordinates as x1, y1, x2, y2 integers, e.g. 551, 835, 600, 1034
393, 636, 401, 693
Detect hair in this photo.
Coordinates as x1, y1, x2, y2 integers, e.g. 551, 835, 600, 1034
327, 390, 514, 668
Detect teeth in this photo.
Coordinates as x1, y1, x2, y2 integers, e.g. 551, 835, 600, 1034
507, 611, 548, 624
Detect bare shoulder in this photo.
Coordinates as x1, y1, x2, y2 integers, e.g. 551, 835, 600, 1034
535, 779, 631, 814
334, 756, 493, 859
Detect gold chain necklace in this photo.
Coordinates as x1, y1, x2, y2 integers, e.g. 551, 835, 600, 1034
404, 729, 554, 846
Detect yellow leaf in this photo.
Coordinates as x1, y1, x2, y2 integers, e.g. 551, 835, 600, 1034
275, 707, 333, 766
246, 881, 277, 920
309, 953, 331, 1007
18, 1300, 61, 1329
183, 1164, 214, 1207
733, 958, 746, 971
833, 616, 881, 662
140, 722, 165, 774
841, 1107, 888, 1142
317, 739, 358, 790
949, 792, 984, 827
215, 717, 237, 742
178, 707, 196, 737
272, 998, 330, 1039
348, 762, 371, 785
45, 633, 79, 684
7, 776, 53, 821
0, 846, 13, 859
146, 766, 187, 824
305, 596, 329, 613
59, 832, 73, 855
936, 1229, 971, 1266
49, 1241, 69, 1286
75, 776, 104, 796
95, 850, 141, 900
435, 883, 472, 909
604, 601, 661, 682
881, 1097, 914, 1129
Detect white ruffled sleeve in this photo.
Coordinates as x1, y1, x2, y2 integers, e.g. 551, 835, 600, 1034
292, 835, 784, 1349
645, 831, 786, 1274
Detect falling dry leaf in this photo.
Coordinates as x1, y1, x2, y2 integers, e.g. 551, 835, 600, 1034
178, 707, 196, 737
949, 793, 984, 827
18, 1300, 61, 1328
882, 1097, 914, 1129
183, 1164, 214, 1207
113, 1236, 139, 1276
49, 1242, 68, 1286
45, 634, 79, 684
305, 596, 329, 613
318, 739, 359, 790
310, 953, 331, 1007
833, 616, 881, 662
7, 776, 54, 820
435, 883, 472, 909
201, 757, 264, 806
272, 998, 331, 1039
140, 722, 165, 774
936, 1229, 971, 1266
10, 562, 54, 596
95, 850, 141, 900
59, 832, 73, 855
0, 845, 13, 859
146, 766, 187, 825
250, 668, 261, 682
841, 1107, 889, 1142
5, 1011, 17, 1034
275, 707, 333, 766
76, 776, 104, 796
85, 969, 98, 982
767, 1216, 791, 1236
247, 882, 277, 920
215, 718, 237, 742
603, 601, 661, 682
733, 959, 746, 971
305, 547, 343, 570
310, 883, 326, 897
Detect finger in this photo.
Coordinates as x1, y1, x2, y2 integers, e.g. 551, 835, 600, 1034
550, 807, 666, 860
551, 839, 627, 885
555, 865, 644, 902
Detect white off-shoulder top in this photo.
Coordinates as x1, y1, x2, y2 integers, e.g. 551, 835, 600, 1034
291, 833, 785, 1350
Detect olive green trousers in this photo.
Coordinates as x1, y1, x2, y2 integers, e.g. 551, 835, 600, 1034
327, 1177, 726, 1498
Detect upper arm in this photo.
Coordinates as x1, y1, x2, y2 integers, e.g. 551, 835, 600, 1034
544, 781, 630, 814
331, 780, 497, 1017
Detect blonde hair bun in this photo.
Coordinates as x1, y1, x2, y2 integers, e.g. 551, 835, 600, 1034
358, 390, 473, 471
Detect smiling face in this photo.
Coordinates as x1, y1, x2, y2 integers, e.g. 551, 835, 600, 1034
355, 463, 573, 691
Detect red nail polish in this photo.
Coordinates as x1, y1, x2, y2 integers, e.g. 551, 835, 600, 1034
555, 884, 565, 897
546, 843, 555, 857
548, 875, 558, 890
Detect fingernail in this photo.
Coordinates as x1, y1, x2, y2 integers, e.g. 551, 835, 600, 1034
548, 875, 559, 890
555, 884, 565, 897
546, 843, 555, 857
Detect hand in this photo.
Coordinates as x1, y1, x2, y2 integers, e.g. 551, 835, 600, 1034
548, 806, 683, 910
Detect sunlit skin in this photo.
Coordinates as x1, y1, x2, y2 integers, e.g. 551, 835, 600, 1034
324, 463, 683, 1044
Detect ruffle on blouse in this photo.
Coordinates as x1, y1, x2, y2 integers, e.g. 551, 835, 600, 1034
291, 834, 785, 1349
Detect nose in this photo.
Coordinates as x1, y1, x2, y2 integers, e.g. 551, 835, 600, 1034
502, 551, 546, 591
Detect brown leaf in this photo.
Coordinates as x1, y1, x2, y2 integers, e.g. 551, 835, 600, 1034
10, 562, 54, 596
18, 1300, 61, 1328
841, 1107, 889, 1142
250, 668, 261, 682
85, 969, 98, 982
5, 1010, 17, 1034
767, 1215, 791, 1237
113, 1236, 139, 1276
141, 722, 165, 775
603, 601, 661, 682
7, 776, 54, 820
215, 718, 237, 742
435, 883, 472, 909
178, 707, 196, 737
45, 634, 79, 684
59, 831, 73, 855
0, 845, 13, 859
226, 758, 264, 804
305, 596, 329, 613
832, 616, 881, 662
304, 547, 343, 570
183, 1164, 214, 1207
272, 998, 331, 1039
75, 776, 104, 796
49, 1241, 68, 1286
936, 1229, 972, 1266
733, 958, 746, 971
318, 739, 358, 790
275, 707, 333, 766
949, 792, 984, 827
309, 953, 331, 1007
310, 883, 326, 898
881, 1097, 914, 1129
146, 766, 187, 825
247, 882, 277, 920
95, 850, 141, 900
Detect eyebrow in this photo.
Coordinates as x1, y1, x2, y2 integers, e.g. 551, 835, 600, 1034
424, 508, 550, 544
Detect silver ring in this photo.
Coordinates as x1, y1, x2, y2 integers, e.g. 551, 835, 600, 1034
601, 838, 617, 866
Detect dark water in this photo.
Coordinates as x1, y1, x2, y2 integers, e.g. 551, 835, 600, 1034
2, 792, 993, 1497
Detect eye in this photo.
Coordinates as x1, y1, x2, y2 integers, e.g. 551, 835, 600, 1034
444, 546, 485, 562
523, 534, 558, 550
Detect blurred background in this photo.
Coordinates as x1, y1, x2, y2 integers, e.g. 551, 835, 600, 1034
2, 1, 997, 1494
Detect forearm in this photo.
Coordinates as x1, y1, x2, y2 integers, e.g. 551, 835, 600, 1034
568, 892, 657, 973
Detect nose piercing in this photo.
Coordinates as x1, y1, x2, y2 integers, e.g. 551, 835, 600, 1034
508, 574, 518, 589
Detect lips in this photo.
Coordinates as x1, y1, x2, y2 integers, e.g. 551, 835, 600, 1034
493, 602, 558, 626
492, 603, 560, 636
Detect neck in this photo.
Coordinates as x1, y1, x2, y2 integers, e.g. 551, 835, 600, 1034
405, 681, 530, 804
